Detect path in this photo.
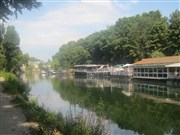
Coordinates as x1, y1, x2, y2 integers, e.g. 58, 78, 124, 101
0, 83, 30, 135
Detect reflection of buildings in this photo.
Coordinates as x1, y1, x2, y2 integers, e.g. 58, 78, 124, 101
74, 77, 180, 104
133, 81, 179, 98
74, 77, 112, 88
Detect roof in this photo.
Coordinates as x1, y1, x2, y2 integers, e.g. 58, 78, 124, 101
134, 56, 180, 65
165, 63, 180, 67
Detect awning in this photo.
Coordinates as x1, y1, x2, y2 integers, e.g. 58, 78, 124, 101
165, 63, 180, 67
122, 64, 134, 67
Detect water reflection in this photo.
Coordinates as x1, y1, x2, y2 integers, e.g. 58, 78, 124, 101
22, 74, 180, 135
74, 77, 180, 104
72, 77, 180, 135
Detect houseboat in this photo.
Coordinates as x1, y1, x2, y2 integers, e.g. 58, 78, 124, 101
133, 56, 180, 80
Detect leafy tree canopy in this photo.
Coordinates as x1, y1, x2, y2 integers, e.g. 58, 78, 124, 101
0, 0, 42, 22
52, 10, 180, 69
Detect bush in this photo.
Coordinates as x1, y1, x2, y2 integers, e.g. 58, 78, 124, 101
0, 72, 18, 93
0, 71, 30, 98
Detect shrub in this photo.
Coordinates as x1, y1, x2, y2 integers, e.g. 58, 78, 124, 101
0, 72, 30, 97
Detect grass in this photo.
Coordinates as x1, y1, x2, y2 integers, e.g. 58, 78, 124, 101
0, 71, 110, 135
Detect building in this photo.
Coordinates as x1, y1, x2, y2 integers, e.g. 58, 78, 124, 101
110, 64, 134, 77
133, 56, 180, 80
74, 64, 110, 76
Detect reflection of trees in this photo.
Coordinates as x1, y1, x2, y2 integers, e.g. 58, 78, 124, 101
51, 78, 180, 135
21, 72, 45, 84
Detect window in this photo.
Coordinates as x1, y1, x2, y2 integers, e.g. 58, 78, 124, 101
154, 74, 157, 77
169, 67, 175, 72
163, 68, 167, 72
145, 68, 148, 72
141, 68, 144, 72
149, 69, 153, 73
158, 68, 162, 73
154, 68, 157, 72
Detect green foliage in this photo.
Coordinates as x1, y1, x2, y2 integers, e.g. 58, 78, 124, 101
166, 10, 180, 55
0, 71, 17, 82
52, 10, 179, 68
0, 0, 42, 22
96, 98, 105, 116
151, 51, 165, 58
17, 96, 110, 135
0, 25, 27, 73
0, 72, 29, 98
0, 24, 6, 70
52, 41, 91, 69
0, 47, 6, 70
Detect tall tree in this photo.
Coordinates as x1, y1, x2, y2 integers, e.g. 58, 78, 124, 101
53, 41, 91, 69
125, 11, 167, 61
0, 24, 6, 70
166, 10, 180, 55
2, 26, 22, 72
0, 0, 42, 22
52, 10, 179, 69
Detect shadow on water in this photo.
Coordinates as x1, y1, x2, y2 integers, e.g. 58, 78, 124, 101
22, 73, 180, 135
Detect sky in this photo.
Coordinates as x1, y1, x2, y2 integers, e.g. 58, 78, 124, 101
7, 0, 179, 62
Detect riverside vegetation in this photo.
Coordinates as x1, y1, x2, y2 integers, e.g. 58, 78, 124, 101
51, 10, 180, 69
0, 72, 110, 135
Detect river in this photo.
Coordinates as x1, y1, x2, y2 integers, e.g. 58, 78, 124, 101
21, 73, 180, 135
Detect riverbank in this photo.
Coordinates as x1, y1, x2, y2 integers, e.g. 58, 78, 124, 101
0, 72, 109, 135
0, 83, 31, 135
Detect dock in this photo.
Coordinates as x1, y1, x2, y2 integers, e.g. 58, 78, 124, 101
74, 64, 110, 76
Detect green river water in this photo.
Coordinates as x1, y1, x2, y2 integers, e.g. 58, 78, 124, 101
22, 73, 180, 135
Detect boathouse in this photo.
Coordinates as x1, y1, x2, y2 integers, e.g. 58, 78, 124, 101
133, 56, 180, 80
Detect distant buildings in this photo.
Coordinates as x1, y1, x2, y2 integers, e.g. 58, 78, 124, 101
74, 56, 180, 80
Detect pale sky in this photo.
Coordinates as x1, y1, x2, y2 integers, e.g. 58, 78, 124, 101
7, 0, 179, 62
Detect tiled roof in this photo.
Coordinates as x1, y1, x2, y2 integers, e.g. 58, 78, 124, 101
134, 56, 180, 65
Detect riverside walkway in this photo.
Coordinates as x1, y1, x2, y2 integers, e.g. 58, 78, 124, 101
0, 84, 30, 135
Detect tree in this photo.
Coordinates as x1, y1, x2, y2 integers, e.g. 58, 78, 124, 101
0, 0, 42, 22
52, 41, 91, 69
124, 11, 167, 61
0, 47, 6, 70
166, 10, 180, 55
0, 24, 6, 70
151, 51, 165, 58
2, 26, 22, 72
52, 10, 179, 69
147, 20, 168, 54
